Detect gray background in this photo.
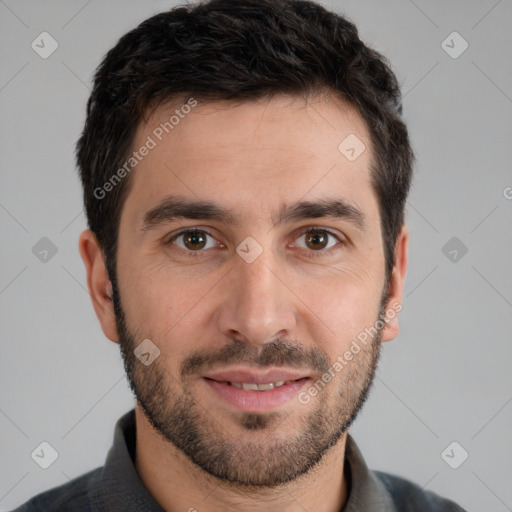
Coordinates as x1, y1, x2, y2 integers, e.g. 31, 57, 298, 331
1, 1, 511, 510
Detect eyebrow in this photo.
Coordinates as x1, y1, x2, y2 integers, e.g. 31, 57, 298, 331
277, 198, 366, 230
140, 195, 366, 232
141, 196, 240, 232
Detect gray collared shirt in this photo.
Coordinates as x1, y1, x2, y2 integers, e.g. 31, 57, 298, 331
11, 409, 467, 511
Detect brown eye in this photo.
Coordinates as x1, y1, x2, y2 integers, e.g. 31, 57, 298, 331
183, 230, 207, 250
294, 228, 340, 253
170, 229, 218, 251
304, 230, 329, 250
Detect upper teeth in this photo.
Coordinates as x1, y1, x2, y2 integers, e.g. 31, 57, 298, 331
230, 381, 286, 391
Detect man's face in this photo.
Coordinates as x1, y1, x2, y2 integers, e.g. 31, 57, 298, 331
107, 93, 400, 486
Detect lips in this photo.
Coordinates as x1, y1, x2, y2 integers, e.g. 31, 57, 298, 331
202, 368, 311, 411
202, 368, 309, 385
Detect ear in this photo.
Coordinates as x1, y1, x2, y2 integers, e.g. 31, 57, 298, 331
78, 229, 119, 343
381, 225, 408, 342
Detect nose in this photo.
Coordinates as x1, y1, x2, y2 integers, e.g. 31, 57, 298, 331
215, 249, 298, 347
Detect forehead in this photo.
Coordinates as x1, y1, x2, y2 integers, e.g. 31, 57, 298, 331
121, 92, 378, 230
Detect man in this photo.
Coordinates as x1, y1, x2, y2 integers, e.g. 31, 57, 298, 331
13, 0, 467, 510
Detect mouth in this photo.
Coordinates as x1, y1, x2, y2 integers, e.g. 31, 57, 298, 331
201, 370, 311, 412
205, 378, 307, 391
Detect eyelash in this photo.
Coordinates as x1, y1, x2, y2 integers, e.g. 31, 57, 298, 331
166, 227, 345, 259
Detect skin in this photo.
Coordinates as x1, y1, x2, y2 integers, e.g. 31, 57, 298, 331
79, 91, 408, 512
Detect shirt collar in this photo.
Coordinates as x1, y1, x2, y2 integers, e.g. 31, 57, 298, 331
88, 408, 394, 511
342, 435, 396, 510
87, 409, 165, 511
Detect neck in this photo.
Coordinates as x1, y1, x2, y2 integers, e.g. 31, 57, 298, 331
134, 405, 349, 512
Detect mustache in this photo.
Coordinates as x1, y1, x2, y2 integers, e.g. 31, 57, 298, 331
180, 338, 331, 377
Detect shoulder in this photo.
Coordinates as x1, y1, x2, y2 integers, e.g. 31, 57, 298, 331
374, 470, 467, 512
9, 467, 102, 512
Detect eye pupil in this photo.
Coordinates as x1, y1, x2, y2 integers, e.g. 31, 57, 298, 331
184, 230, 207, 250
305, 231, 328, 250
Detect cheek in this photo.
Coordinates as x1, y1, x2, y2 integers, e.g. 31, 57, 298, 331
118, 258, 218, 341
297, 265, 383, 344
